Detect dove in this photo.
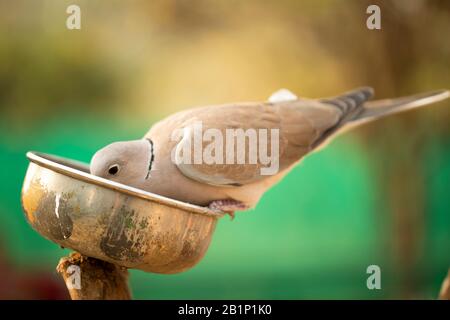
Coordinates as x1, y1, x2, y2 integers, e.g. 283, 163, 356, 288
90, 87, 449, 216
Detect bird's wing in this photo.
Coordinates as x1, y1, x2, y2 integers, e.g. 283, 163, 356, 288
167, 102, 344, 186
147, 87, 373, 187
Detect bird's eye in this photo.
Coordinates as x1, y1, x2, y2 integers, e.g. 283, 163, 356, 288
108, 164, 120, 175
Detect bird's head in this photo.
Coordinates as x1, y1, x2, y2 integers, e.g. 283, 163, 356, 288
90, 139, 154, 186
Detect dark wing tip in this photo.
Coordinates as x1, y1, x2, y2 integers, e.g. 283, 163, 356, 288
321, 87, 375, 114
346, 86, 375, 101
361, 87, 375, 99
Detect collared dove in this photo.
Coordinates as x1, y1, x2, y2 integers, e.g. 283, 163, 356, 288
90, 87, 449, 217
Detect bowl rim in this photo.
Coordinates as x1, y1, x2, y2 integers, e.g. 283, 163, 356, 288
26, 151, 224, 218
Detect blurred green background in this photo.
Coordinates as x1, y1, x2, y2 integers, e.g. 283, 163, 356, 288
0, 0, 449, 299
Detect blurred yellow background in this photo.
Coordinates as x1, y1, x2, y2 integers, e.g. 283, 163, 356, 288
0, 0, 449, 299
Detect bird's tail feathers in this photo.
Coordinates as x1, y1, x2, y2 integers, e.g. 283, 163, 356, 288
312, 89, 449, 151
348, 89, 450, 129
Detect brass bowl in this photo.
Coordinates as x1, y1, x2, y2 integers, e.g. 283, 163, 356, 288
21, 152, 224, 274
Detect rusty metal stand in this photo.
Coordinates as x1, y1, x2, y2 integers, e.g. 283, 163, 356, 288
438, 269, 450, 300
56, 252, 131, 300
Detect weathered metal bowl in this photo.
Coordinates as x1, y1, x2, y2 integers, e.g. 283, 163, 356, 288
21, 152, 224, 274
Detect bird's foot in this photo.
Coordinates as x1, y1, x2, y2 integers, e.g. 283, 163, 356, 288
208, 199, 248, 220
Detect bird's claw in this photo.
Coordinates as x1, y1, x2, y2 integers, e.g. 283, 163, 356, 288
208, 199, 248, 220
